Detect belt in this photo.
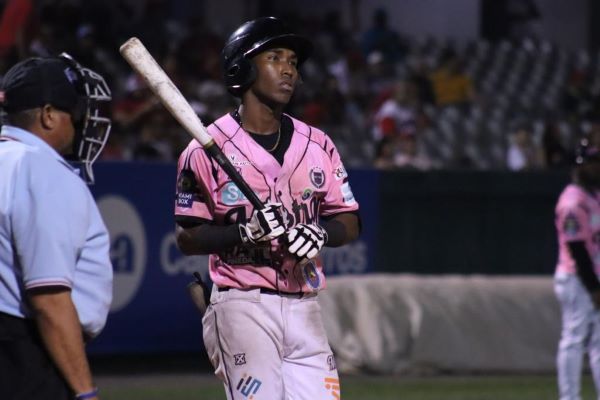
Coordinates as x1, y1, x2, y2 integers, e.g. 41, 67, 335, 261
217, 286, 305, 299
0, 312, 38, 340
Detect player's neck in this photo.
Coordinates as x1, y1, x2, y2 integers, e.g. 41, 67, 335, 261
237, 103, 282, 135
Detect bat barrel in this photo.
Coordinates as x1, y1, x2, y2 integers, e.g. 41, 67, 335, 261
119, 37, 265, 210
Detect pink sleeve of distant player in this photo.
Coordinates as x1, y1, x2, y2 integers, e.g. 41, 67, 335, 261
174, 142, 215, 221
320, 137, 359, 216
556, 193, 589, 243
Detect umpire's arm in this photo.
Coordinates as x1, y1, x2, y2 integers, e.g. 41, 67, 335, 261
28, 287, 98, 398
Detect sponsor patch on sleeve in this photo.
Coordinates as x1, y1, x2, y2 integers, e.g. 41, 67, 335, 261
333, 164, 348, 181
176, 169, 203, 208
340, 182, 356, 206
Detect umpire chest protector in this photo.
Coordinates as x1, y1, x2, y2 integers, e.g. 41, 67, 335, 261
221, 16, 312, 96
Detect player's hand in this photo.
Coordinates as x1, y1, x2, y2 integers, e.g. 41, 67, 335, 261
286, 223, 328, 260
239, 202, 286, 244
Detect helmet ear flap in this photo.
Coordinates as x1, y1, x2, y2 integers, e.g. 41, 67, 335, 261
225, 57, 256, 97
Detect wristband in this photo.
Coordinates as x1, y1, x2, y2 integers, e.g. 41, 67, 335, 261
75, 387, 99, 399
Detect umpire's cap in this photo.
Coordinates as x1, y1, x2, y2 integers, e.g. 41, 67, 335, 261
1, 57, 79, 114
222, 16, 313, 96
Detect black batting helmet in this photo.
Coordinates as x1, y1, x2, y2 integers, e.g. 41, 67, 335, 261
222, 16, 313, 97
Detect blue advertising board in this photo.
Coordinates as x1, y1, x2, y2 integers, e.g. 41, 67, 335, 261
87, 162, 378, 354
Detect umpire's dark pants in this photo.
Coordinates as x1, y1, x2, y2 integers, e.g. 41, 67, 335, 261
0, 312, 70, 399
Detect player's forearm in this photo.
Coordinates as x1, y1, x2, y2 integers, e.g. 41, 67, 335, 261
322, 212, 360, 247
28, 288, 98, 397
176, 223, 242, 255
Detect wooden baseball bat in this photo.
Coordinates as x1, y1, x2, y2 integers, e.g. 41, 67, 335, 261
119, 37, 263, 209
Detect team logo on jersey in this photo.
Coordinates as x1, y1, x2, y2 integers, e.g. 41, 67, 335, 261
302, 188, 313, 200
334, 165, 348, 181
236, 374, 262, 399
309, 167, 326, 189
228, 154, 252, 166
302, 262, 321, 289
222, 182, 248, 205
563, 213, 580, 237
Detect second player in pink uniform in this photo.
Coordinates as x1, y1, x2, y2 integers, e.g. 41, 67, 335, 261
554, 131, 600, 400
175, 17, 360, 400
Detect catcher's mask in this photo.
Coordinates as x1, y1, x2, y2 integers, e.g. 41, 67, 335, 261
59, 53, 112, 184
1, 53, 112, 184
221, 16, 312, 97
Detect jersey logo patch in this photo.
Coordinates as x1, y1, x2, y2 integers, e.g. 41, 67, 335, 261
234, 353, 246, 366
302, 188, 313, 200
563, 213, 580, 237
228, 154, 252, 166
177, 169, 202, 208
310, 167, 326, 189
222, 182, 248, 205
302, 261, 321, 289
334, 165, 348, 181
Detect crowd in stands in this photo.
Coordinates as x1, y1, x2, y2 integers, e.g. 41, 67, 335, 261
0, 0, 597, 171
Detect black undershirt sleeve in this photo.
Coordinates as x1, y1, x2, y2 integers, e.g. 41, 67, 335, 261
176, 217, 242, 253
568, 241, 600, 293
321, 211, 361, 247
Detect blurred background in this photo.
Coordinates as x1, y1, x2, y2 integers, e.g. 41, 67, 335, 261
1, 0, 599, 398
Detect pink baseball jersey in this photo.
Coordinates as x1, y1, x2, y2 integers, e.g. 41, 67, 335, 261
175, 113, 359, 293
555, 183, 600, 275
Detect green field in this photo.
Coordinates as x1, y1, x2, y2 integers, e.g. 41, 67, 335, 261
95, 373, 597, 400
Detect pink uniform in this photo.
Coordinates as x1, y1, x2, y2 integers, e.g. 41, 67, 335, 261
555, 184, 600, 275
175, 113, 359, 293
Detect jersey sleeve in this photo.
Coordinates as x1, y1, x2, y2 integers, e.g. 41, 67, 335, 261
320, 137, 359, 217
174, 142, 216, 223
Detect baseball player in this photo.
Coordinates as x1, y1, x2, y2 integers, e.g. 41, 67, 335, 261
0, 55, 112, 399
175, 17, 360, 400
554, 130, 600, 400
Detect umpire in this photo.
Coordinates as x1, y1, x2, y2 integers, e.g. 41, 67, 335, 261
0, 55, 113, 399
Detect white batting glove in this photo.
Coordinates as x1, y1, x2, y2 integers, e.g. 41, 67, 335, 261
286, 223, 328, 260
239, 202, 286, 244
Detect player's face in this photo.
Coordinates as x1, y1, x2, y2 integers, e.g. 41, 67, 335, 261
251, 48, 299, 106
